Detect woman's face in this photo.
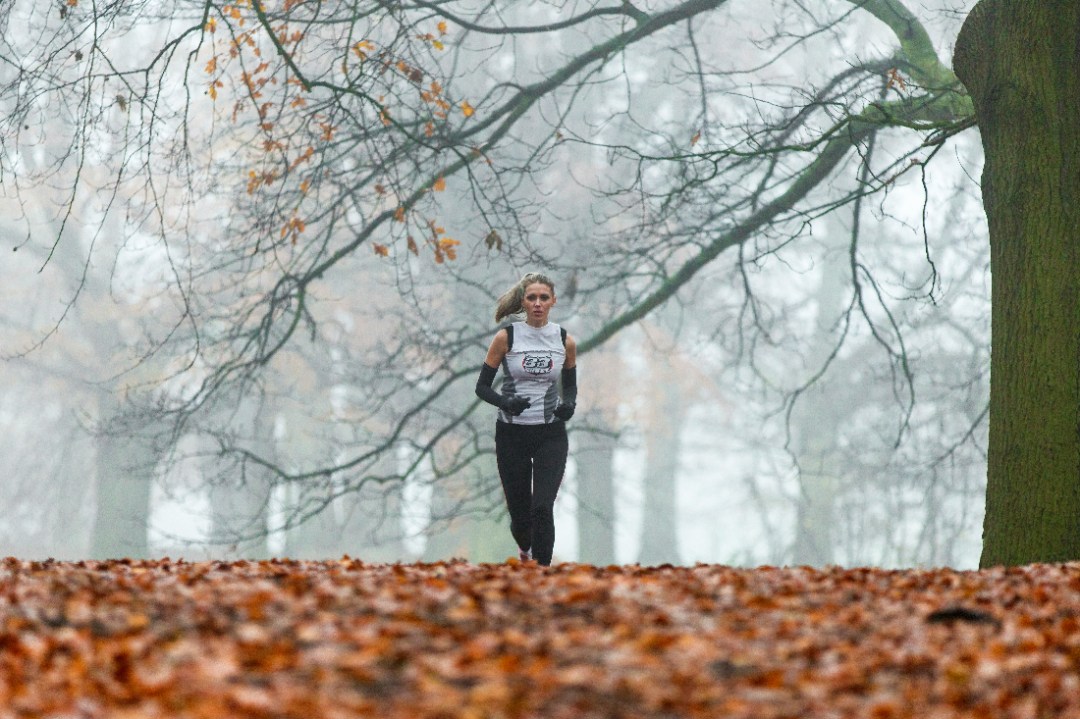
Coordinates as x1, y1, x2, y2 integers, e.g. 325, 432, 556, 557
522, 282, 556, 326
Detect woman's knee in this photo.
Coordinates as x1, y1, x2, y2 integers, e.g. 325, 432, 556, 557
531, 504, 554, 523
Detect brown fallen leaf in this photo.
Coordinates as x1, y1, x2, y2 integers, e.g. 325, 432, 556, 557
1, 558, 1080, 718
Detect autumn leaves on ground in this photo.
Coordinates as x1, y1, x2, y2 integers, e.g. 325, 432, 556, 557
2, 557, 1079, 718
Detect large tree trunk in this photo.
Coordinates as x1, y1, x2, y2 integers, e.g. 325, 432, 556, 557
954, 1, 1080, 566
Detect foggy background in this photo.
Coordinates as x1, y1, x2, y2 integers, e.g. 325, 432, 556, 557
0, 0, 987, 568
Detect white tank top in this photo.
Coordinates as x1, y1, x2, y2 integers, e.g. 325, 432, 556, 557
499, 321, 566, 425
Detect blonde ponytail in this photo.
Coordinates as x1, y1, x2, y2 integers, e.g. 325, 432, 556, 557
494, 272, 556, 322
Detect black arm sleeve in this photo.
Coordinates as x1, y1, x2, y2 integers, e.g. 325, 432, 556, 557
561, 366, 577, 405
475, 363, 506, 409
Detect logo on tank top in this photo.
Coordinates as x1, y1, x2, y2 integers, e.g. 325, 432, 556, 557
521, 352, 554, 375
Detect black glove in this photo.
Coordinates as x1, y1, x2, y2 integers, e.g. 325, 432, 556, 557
503, 396, 531, 416
553, 402, 575, 421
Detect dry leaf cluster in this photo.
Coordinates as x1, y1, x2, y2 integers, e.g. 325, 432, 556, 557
2, 557, 1080, 718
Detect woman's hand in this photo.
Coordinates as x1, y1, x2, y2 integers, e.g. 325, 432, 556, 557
503, 396, 531, 416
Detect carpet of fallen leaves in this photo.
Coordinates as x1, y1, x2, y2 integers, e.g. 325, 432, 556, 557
3, 557, 1080, 718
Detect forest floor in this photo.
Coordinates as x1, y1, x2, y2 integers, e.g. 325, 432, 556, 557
0, 557, 1077, 718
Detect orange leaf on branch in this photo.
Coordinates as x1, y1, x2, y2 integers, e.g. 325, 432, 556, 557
353, 40, 376, 60
278, 212, 306, 245
438, 237, 459, 261
289, 146, 314, 170
886, 68, 907, 92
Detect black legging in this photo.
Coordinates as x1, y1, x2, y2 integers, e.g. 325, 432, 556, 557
495, 421, 568, 565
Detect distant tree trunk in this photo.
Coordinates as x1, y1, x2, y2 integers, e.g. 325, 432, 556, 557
421, 477, 472, 561
51, 422, 94, 558
285, 499, 340, 559
89, 395, 155, 559
637, 371, 685, 565
340, 449, 408, 562
207, 473, 273, 559
791, 221, 849, 566
421, 430, 480, 562
207, 398, 274, 558
466, 508, 511, 563
452, 451, 507, 563
791, 422, 840, 566
90, 443, 154, 559
289, 480, 409, 562
954, 1, 1080, 566
575, 420, 617, 565
79, 206, 158, 560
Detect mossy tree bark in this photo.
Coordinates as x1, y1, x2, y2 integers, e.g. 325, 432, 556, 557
954, 1, 1080, 567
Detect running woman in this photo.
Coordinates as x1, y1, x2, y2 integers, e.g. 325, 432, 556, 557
474, 272, 577, 566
